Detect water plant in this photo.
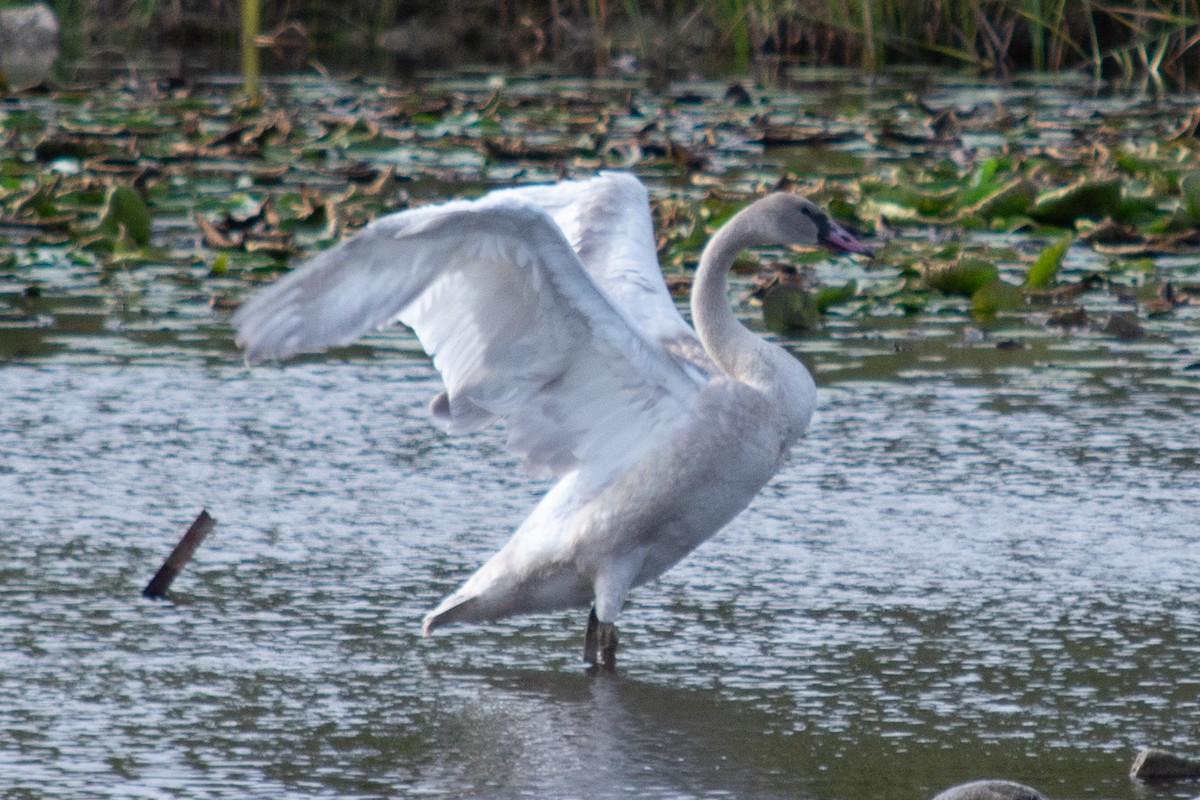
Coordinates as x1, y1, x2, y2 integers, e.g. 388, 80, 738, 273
1, 72, 1197, 364
44, 1, 1200, 84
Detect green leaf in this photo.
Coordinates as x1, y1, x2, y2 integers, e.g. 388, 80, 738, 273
762, 285, 820, 333
971, 156, 1004, 187
20, 182, 59, 218
1114, 195, 1163, 227
971, 279, 1023, 317
864, 183, 957, 216
1030, 178, 1122, 226
814, 280, 858, 311
958, 157, 1016, 207
97, 185, 151, 248
961, 177, 1035, 219
926, 259, 998, 297
1180, 173, 1200, 225
1025, 235, 1071, 288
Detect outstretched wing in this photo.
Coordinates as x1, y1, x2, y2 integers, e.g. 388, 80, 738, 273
233, 198, 702, 482
481, 172, 714, 376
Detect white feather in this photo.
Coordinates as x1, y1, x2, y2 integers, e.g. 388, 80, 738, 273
235, 182, 700, 483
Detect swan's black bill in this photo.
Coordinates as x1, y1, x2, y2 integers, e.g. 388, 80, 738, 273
821, 220, 873, 257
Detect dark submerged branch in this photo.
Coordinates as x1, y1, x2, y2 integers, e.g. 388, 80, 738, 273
143, 509, 216, 599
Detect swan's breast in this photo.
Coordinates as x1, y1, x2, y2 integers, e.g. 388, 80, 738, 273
572, 378, 790, 583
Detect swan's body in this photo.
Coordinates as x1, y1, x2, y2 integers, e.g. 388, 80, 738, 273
233, 172, 869, 666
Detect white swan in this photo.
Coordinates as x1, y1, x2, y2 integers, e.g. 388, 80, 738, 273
233, 172, 870, 667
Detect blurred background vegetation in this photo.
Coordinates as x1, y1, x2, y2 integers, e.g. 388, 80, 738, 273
23, 0, 1200, 83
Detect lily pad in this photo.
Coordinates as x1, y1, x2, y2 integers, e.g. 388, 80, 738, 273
14, 179, 60, 219
971, 279, 1023, 316
863, 183, 957, 216
762, 284, 820, 333
815, 279, 858, 311
1030, 178, 1122, 226
926, 259, 999, 297
96, 185, 152, 247
1114, 194, 1163, 227
1025, 235, 1071, 288
1180, 173, 1200, 225
957, 156, 1016, 207
961, 177, 1035, 220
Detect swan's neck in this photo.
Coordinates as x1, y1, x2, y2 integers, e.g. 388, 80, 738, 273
691, 214, 768, 380
691, 210, 816, 434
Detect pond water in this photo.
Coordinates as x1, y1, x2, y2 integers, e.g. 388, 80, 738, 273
2, 326, 1198, 799
2, 69, 1200, 799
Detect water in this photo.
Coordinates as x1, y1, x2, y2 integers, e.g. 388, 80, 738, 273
2, 343, 1198, 799
3, 67, 1200, 799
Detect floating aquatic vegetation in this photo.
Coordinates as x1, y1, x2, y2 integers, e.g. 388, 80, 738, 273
1025, 236, 1072, 288
94, 185, 152, 249
926, 259, 1000, 297
971, 278, 1024, 317
0, 71, 1197, 365
1030, 178, 1124, 227
1181, 173, 1200, 224
761, 283, 822, 333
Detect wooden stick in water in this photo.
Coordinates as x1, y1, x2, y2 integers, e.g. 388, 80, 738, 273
143, 510, 216, 599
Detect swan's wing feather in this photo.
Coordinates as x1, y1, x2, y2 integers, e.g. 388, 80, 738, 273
482, 173, 711, 369
233, 200, 701, 480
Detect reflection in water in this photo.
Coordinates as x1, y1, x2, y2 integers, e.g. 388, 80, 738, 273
416, 668, 812, 799
0, 360, 1198, 799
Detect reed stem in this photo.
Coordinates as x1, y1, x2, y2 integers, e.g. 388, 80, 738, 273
241, 0, 261, 98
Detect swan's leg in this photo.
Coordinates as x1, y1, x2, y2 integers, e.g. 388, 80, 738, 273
584, 607, 599, 665
583, 607, 618, 669
598, 620, 618, 667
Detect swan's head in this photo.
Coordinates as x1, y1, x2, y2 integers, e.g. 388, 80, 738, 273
754, 193, 873, 257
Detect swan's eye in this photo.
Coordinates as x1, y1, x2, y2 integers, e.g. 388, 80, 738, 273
800, 207, 826, 226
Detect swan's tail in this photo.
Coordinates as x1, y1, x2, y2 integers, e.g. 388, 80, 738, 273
420, 562, 593, 635
421, 591, 480, 635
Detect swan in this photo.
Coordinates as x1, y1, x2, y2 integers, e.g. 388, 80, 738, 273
233, 172, 870, 667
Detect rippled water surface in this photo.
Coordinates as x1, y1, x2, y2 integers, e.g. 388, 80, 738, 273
2, 339, 1198, 799
4, 68, 1200, 800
